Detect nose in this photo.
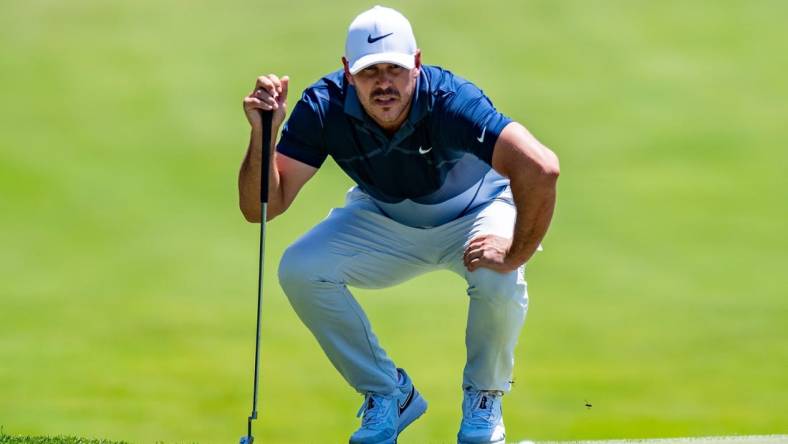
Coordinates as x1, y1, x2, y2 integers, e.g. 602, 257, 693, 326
374, 69, 393, 86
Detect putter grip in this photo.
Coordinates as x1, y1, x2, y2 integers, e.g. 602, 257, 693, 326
259, 109, 273, 204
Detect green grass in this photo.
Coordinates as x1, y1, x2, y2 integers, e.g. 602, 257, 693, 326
0, 431, 127, 444
1, 0, 787, 443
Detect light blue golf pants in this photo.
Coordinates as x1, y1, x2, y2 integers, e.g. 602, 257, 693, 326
278, 187, 528, 396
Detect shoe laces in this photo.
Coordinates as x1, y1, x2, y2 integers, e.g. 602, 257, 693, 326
464, 390, 503, 426
356, 393, 392, 427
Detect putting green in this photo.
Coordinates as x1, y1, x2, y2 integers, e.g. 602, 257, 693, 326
1, 0, 786, 443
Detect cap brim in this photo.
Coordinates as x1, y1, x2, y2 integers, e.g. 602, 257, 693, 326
348, 52, 415, 74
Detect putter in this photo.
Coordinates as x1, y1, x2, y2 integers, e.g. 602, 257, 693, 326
240, 109, 274, 444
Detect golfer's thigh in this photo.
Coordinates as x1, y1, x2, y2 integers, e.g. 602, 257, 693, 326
279, 206, 430, 289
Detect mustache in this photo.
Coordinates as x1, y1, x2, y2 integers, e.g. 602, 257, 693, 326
370, 88, 400, 99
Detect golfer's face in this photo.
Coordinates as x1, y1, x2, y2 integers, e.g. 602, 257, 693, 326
353, 63, 418, 127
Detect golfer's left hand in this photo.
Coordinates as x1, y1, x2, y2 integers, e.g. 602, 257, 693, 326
463, 234, 519, 273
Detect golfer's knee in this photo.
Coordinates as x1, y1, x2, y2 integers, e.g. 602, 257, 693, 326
467, 268, 527, 307
278, 242, 334, 297
279, 244, 308, 293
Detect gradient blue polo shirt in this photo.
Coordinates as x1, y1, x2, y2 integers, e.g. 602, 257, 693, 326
277, 65, 513, 228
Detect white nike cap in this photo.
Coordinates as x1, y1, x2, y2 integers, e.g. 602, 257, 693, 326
345, 5, 418, 75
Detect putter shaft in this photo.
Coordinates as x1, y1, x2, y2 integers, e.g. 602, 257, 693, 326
243, 109, 273, 443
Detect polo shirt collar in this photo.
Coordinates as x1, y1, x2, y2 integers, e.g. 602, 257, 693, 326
408, 69, 431, 124
343, 82, 366, 121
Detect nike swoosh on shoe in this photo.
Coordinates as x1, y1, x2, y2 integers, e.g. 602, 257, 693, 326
398, 386, 415, 415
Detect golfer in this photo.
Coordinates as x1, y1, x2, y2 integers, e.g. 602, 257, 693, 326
239, 6, 559, 444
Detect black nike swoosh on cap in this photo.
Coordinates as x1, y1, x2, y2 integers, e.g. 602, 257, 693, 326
398, 386, 415, 415
367, 32, 393, 43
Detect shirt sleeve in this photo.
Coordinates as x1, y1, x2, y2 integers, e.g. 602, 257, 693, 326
276, 91, 328, 168
435, 81, 513, 165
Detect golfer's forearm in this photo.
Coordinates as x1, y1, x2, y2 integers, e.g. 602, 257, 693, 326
239, 127, 286, 222
491, 122, 560, 267
506, 171, 558, 266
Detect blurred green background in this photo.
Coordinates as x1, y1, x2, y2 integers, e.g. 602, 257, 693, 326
1, 0, 786, 442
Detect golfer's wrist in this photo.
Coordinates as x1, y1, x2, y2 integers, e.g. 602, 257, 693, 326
503, 245, 529, 270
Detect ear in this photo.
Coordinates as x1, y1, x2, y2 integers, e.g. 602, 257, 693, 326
342, 57, 355, 85
412, 49, 422, 77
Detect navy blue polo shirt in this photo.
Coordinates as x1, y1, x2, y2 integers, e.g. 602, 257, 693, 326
277, 65, 513, 227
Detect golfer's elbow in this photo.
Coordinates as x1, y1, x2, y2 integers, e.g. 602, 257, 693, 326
240, 200, 286, 223
494, 123, 560, 183
519, 146, 560, 186
240, 200, 262, 223
266, 204, 285, 222
540, 148, 560, 181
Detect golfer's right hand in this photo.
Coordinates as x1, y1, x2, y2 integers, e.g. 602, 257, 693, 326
244, 74, 289, 130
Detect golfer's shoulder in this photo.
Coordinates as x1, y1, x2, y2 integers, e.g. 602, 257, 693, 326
297, 69, 346, 113
424, 65, 486, 104
422, 64, 470, 92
